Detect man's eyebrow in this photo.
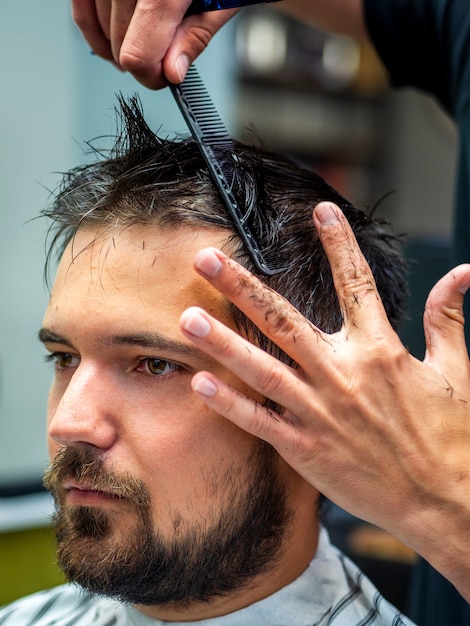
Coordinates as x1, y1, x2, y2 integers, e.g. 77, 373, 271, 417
105, 332, 211, 362
38, 328, 73, 347
38, 328, 214, 365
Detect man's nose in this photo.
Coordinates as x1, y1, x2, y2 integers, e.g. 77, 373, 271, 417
48, 364, 119, 451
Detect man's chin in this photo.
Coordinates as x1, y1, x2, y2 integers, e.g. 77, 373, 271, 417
55, 504, 115, 544
54, 507, 138, 591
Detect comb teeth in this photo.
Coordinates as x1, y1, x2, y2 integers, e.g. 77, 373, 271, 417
171, 67, 232, 146
169, 65, 285, 275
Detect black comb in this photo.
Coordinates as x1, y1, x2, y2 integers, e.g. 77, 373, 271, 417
169, 65, 284, 275
185, 0, 280, 16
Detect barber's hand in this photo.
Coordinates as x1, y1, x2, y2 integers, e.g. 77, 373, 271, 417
180, 201, 470, 601
71, 0, 237, 88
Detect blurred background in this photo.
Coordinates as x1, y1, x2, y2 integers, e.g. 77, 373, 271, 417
0, 0, 456, 612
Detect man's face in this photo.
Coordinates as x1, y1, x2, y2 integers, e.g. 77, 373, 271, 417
40, 225, 297, 619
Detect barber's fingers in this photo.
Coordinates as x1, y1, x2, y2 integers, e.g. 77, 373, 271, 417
117, 0, 192, 88
73, 0, 229, 89
109, 0, 139, 62
313, 202, 391, 337
116, 0, 236, 88
180, 306, 312, 408
190, 248, 334, 374
72, 0, 115, 62
424, 264, 470, 376
162, 9, 238, 85
190, 370, 296, 444
96, 0, 113, 40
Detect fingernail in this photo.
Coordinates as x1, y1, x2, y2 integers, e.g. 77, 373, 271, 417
175, 54, 190, 83
193, 375, 218, 397
195, 249, 223, 277
315, 202, 339, 226
182, 308, 212, 338
459, 279, 470, 295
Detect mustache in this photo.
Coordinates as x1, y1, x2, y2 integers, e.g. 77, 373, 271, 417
43, 446, 150, 508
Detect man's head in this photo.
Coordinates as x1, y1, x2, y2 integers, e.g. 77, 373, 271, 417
44, 97, 406, 356
40, 97, 407, 620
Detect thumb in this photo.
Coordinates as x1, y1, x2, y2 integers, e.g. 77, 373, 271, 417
163, 10, 238, 84
423, 264, 470, 372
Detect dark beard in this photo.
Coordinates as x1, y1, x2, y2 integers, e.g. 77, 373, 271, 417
43, 443, 291, 609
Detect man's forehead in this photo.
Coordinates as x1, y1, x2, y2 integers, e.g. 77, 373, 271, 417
54, 224, 227, 280
45, 224, 233, 331
61, 224, 224, 264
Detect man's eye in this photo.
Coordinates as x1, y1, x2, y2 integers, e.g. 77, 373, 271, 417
139, 358, 180, 376
45, 352, 80, 371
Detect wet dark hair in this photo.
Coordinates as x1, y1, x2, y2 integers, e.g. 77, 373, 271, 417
43, 95, 407, 365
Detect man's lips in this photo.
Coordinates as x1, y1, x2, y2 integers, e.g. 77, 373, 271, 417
62, 480, 123, 505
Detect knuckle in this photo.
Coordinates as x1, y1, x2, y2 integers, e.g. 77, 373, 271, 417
340, 276, 378, 319
364, 336, 407, 369
255, 364, 284, 396
251, 286, 308, 341
188, 25, 214, 49
268, 310, 311, 347
425, 301, 465, 327
265, 308, 296, 336
219, 391, 239, 417
214, 333, 235, 357
204, 325, 238, 359
341, 271, 376, 301
119, 46, 150, 73
119, 49, 162, 88
249, 403, 273, 437
325, 227, 376, 304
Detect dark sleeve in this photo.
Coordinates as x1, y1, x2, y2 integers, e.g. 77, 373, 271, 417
408, 558, 470, 626
362, 0, 470, 117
